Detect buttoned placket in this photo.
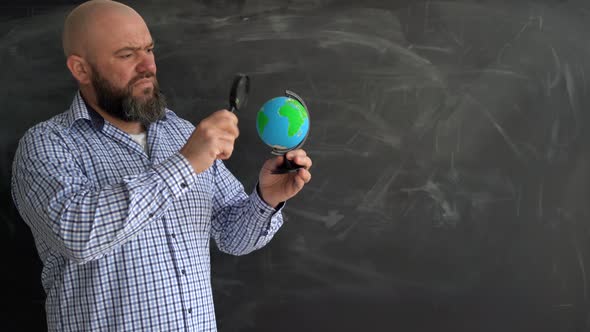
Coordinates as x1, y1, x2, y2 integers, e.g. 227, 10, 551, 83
164, 217, 196, 321
146, 120, 195, 322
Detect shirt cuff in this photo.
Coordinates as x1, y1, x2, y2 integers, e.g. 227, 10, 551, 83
251, 186, 285, 238
153, 152, 197, 199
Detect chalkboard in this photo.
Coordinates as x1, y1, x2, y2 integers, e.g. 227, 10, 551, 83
2, 0, 590, 331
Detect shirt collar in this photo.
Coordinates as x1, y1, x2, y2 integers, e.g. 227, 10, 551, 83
67, 91, 105, 131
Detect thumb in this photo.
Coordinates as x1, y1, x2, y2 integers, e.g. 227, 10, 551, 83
263, 155, 283, 173
273, 155, 284, 167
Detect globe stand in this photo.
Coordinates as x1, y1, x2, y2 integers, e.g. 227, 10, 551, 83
270, 90, 310, 174
271, 157, 301, 174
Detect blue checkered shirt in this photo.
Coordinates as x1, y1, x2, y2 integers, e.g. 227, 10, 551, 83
11, 92, 284, 331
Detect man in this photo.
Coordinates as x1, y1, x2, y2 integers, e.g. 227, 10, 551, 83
11, 0, 312, 331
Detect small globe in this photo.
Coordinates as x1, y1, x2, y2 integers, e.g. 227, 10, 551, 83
256, 96, 310, 152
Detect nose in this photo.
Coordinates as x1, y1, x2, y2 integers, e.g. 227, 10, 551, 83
136, 51, 156, 74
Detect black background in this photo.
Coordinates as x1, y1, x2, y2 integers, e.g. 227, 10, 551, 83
1, 0, 590, 331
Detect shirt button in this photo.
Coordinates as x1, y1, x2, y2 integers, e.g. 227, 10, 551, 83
170, 234, 176, 238
187, 308, 192, 314
259, 208, 265, 214
180, 182, 188, 188
181, 269, 186, 275
148, 213, 154, 218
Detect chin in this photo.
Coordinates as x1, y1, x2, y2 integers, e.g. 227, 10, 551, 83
134, 88, 154, 98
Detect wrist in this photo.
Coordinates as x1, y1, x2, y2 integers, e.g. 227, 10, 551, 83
256, 184, 281, 208
179, 148, 207, 174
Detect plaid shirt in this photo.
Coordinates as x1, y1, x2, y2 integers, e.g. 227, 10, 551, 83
11, 92, 284, 331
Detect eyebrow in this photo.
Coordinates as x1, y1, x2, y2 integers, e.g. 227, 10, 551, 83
114, 40, 155, 54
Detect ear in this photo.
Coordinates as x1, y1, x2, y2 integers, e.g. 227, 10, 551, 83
66, 55, 92, 85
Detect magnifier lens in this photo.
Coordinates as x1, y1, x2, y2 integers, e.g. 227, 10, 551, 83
229, 74, 250, 112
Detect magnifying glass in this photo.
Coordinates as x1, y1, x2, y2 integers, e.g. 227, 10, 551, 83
229, 73, 250, 113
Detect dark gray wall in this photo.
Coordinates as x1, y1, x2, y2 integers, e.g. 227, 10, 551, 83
2, 0, 590, 331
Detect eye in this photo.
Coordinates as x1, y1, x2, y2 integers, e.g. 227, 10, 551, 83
147, 47, 154, 53
120, 53, 133, 59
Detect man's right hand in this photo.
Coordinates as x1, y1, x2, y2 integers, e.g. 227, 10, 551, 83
180, 110, 239, 174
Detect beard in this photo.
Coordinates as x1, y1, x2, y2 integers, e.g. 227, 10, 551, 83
90, 64, 167, 126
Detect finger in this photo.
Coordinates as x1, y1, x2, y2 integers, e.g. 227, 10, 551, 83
292, 168, 311, 190
294, 156, 312, 169
262, 155, 283, 172
216, 137, 235, 159
286, 149, 307, 160
217, 150, 232, 160
199, 114, 237, 137
296, 168, 312, 184
216, 109, 239, 126
212, 114, 239, 136
210, 127, 236, 143
215, 123, 239, 141
225, 124, 239, 139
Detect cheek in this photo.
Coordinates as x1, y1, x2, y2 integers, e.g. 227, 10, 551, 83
112, 73, 134, 90
106, 64, 134, 88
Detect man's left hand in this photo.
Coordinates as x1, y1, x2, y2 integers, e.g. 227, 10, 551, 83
258, 149, 312, 208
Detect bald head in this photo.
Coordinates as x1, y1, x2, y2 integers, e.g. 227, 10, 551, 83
62, 0, 142, 58
62, 0, 161, 128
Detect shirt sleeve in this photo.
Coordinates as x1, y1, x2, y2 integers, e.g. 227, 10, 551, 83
11, 125, 196, 264
209, 159, 284, 255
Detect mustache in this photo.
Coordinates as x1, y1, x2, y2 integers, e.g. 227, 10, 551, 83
128, 72, 156, 86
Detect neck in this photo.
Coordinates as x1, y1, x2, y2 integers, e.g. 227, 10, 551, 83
80, 87, 145, 135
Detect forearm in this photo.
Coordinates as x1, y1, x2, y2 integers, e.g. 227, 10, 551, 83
13, 153, 195, 264
209, 160, 284, 255
212, 189, 283, 255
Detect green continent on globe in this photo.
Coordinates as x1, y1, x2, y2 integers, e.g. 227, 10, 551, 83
257, 111, 269, 134
278, 99, 308, 137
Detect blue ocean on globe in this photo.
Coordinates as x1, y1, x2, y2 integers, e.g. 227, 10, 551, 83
256, 96, 310, 150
